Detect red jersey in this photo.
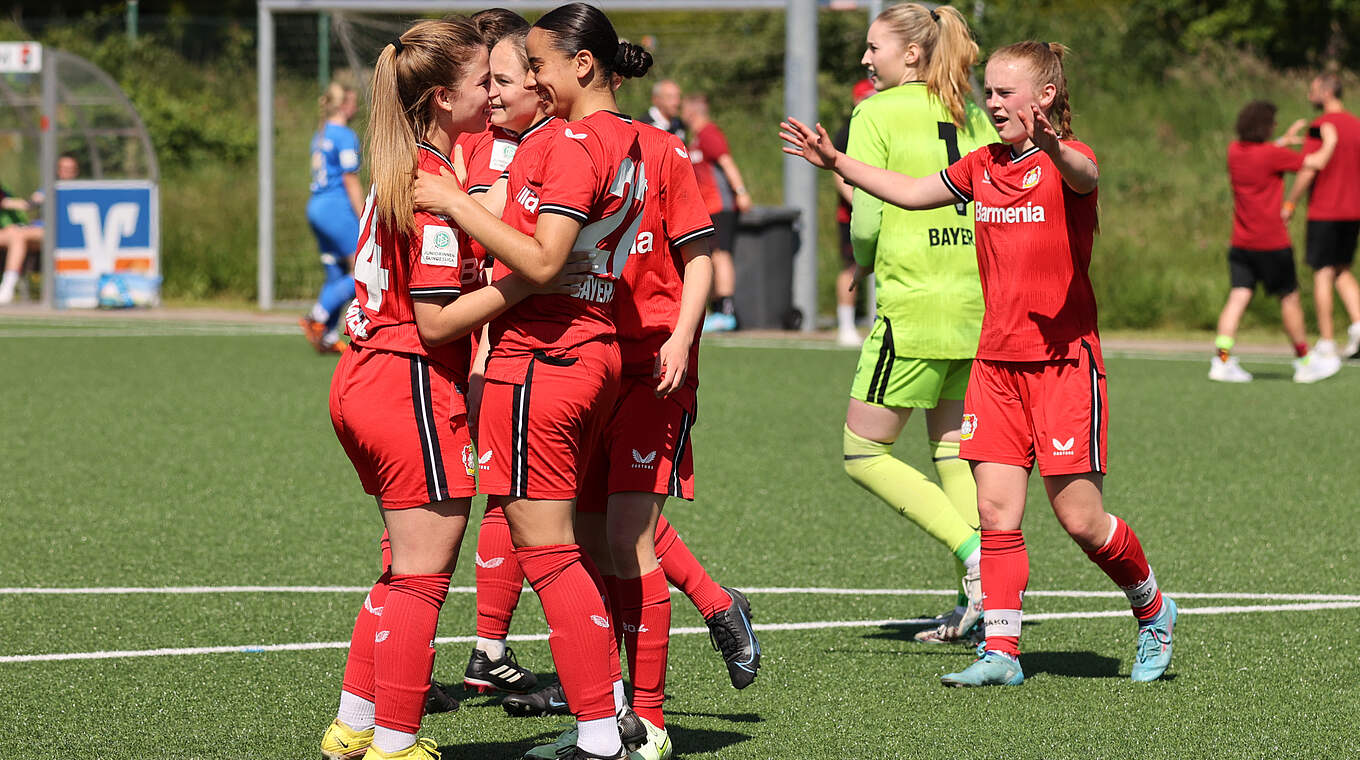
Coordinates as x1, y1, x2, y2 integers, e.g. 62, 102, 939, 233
464, 125, 520, 195
487, 112, 646, 378
688, 122, 732, 215
1227, 141, 1304, 250
616, 122, 716, 383
941, 141, 1101, 363
345, 142, 487, 383
1304, 110, 1360, 221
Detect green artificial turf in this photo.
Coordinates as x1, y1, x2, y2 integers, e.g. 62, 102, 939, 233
2, 320, 1357, 758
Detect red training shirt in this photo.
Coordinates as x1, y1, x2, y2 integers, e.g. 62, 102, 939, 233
1304, 110, 1360, 221
941, 141, 1102, 364
345, 142, 487, 386
487, 112, 645, 379
688, 122, 732, 215
1227, 141, 1304, 250
616, 121, 716, 387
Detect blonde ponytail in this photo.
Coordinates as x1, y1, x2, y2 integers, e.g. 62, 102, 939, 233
364, 18, 484, 237
875, 3, 978, 127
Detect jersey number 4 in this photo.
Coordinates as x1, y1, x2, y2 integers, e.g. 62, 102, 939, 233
352, 189, 391, 309
937, 123, 967, 217
574, 157, 648, 279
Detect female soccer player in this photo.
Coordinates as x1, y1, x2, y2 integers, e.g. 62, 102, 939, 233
407, 5, 655, 758
1210, 100, 1321, 383
840, 3, 994, 645
300, 80, 365, 354
318, 18, 583, 760
782, 40, 1177, 687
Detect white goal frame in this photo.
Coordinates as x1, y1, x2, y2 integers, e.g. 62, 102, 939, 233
257, 0, 832, 330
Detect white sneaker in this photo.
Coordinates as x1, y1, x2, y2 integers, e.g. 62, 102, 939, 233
836, 326, 861, 347
1294, 352, 1342, 383
1345, 323, 1360, 359
1208, 356, 1252, 382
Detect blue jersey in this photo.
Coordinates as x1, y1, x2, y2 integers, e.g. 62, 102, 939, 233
310, 122, 361, 199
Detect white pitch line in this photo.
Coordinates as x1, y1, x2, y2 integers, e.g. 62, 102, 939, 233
4, 585, 1359, 603
3, 601, 1357, 664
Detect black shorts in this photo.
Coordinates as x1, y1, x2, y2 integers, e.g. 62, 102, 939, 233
712, 209, 738, 253
1305, 220, 1360, 270
839, 221, 854, 266
1229, 246, 1298, 296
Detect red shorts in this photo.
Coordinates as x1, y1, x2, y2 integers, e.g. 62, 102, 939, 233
578, 377, 697, 512
959, 342, 1108, 476
330, 346, 477, 509
476, 341, 621, 500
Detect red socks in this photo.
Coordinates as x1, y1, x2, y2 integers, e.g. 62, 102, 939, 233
516, 544, 619, 722
374, 573, 451, 733
617, 568, 671, 728
1085, 515, 1163, 622
980, 530, 1028, 657
341, 571, 391, 701
655, 515, 729, 619
475, 502, 524, 640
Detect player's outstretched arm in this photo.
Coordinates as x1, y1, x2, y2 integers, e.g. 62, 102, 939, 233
413, 165, 571, 287
779, 116, 955, 210
1017, 105, 1098, 194
655, 239, 713, 397
412, 251, 591, 345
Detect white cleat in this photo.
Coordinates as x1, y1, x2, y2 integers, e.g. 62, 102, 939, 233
1208, 356, 1252, 383
1345, 323, 1360, 359
1294, 351, 1342, 384
836, 326, 862, 347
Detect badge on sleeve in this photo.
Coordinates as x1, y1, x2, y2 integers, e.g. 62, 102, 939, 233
421, 225, 459, 267
489, 139, 518, 171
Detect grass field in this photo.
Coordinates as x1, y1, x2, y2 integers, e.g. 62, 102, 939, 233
2, 315, 1359, 759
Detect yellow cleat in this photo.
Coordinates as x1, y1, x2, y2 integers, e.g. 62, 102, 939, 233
361, 737, 441, 760
321, 719, 374, 760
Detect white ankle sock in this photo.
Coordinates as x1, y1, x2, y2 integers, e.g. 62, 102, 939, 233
576, 716, 622, 758
475, 636, 506, 661
336, 690, 375, 731
836, 304, 855, 330
372, 726, 417, 754
0, 270, 18, 300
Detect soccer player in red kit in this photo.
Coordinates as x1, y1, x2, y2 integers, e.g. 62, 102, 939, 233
782, 40, 1177, 687
406, 5, 654, 759
1210, 100, 1322, 383
1285, 71, 1360, 367
319, 19, 583, 760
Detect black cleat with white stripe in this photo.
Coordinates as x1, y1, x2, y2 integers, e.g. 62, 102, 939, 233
706, 587, 762, 689
463, 646, 538, 694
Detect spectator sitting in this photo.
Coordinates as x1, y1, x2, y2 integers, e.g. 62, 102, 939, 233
683, 92, 752, 332
0, 154, 81, 304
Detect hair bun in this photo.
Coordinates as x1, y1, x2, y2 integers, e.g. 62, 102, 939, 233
614, 41, 653, 79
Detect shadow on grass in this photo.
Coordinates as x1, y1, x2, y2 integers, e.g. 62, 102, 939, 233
667, 726, 755, 755
436, 725, 755, 759
861, 620, 1045, 644
1021, 650, 1121, 679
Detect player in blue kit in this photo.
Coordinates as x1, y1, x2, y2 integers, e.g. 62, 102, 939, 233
301, 81, 366, 354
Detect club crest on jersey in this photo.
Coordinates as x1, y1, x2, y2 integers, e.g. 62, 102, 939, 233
960, 414, 978, 441
1022, 165, 1042, 189
421, 224, 458, 267
462, 444, 476, 476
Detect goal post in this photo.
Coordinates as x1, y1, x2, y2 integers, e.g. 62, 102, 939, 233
256, 0, 822, 331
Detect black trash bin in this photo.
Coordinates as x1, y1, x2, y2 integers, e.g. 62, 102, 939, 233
731, 205, 801, 330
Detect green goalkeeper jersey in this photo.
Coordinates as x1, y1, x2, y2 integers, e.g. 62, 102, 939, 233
848, 82, 995, 359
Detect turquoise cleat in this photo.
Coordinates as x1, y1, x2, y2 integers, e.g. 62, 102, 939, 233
940, 650, 1024, 687
1131, 596, 1177, 682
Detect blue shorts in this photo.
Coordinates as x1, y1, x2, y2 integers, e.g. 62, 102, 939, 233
307, 196, 360, 261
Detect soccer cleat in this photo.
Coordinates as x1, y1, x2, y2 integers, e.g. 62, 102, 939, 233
1208, 356, 1252, 383
360, 737, 440, 760
300, 316, 329, 353
702, 311, 737, 333
940, 650, 1025, 687
1345, 323, 1360, 358
1293, 351, 1341, 383
503, 681, 570, 718
424, 680, 460, 714
1130, 596, 1177, 683
705, 587, 761, 689
521, 709, 648, 760
464, 646, 538, 694
321, 719, 373, 760
628, 716, 673, 760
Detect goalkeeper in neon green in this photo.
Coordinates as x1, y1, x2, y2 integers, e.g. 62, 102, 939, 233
841, 2, 995, 643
